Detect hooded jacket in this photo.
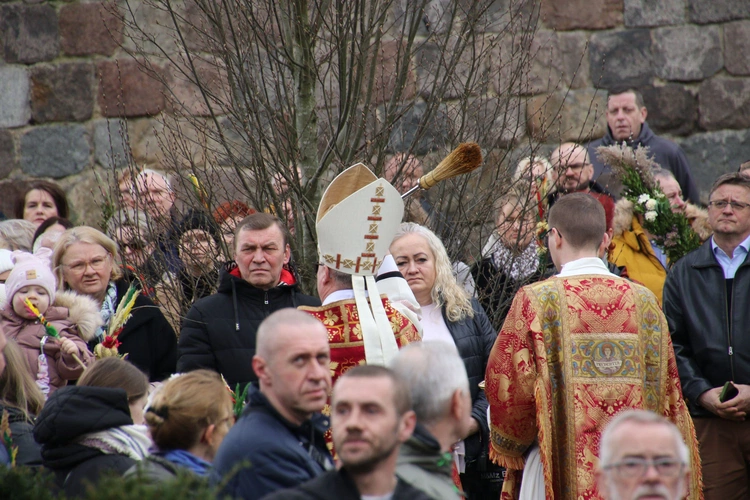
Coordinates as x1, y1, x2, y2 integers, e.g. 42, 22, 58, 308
177, 262, 320, 388
0, 290, 99, 394
396, 424, 461, 499
588, 122, 700, 204
33, 386, 137, 497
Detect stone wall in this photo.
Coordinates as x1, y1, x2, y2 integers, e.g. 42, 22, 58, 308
0, 0, 748, 224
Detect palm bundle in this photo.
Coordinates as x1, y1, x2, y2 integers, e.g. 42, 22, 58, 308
223, 375, 250, 418
24, 299, 87, 371
1, 409, 17, 467
402, 142, 483, 198
188, 174, 210, 211
94, 285, 140, 359
596, 143, 701, 264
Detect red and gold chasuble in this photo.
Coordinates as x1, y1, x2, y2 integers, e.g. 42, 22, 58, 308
486, 275, 701, 500
300, 295, 421, 383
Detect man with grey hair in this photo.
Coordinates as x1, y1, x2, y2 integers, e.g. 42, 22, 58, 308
597, 410, 691, 500
390, 342, 475, 499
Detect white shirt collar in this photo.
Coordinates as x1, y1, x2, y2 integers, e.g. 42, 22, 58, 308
558, 257, 614, 277
322, 289, 356, 306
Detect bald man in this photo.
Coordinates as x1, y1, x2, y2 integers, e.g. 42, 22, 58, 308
212, 309, 334, 499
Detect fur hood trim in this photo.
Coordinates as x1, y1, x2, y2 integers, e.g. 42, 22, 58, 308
684, 204, 712, 241
53, 290, 103, 342
612, 199, 636, 238
612, 198, 712, 242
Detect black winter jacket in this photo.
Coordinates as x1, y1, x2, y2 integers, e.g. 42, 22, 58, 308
0, 404, 42, 467
262, 467, 433, 500
588, 122, 700, 204
663, 240, 750, 417
102, 279, 177, 381
177, 263, 320, 387
33, 386, 137, 498
212, 385, 333, 500
442, 299, 496, 467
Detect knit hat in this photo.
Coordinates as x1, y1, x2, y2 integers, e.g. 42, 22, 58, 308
6, 248, 56, 304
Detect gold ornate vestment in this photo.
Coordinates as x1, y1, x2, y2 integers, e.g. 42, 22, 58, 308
486, 275, 701, 499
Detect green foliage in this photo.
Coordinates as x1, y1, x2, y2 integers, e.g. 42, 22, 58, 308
597, 144, 701, 264
0, 466, 230, 500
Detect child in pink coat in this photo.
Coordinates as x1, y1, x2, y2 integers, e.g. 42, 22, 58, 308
0, 249, 98, 397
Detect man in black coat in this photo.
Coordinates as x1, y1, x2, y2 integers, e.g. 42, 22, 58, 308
177, 213, 320, 388
587, 87, 700, 203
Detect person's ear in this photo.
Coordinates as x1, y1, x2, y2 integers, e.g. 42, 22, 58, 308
253, 355, 270, 383
640, 106, 648, 122
283, 244, 291, 265
202, 423, 216, 445
398, 410, 417, 443
450, 389, 469, 421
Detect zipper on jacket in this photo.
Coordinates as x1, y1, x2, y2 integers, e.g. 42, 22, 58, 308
725, 280, 736, 381
264, 291, 269, 308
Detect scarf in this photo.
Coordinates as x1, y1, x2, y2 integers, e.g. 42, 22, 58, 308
95, 282, 118, 343
161, 449, 211, 476
77, 424, 152, 461
483, 233, 540, 281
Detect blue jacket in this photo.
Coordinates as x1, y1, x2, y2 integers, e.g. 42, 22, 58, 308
211, 385, 333, 500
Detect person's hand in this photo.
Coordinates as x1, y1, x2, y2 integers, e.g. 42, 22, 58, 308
700, 386, 747, 421
716, 384, 750, 419
60, 338, 79, 356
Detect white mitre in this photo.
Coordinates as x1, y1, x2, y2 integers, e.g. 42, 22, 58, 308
316, 163, 405, 366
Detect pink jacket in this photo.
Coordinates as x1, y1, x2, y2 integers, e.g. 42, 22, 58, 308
0, 291, 101, 395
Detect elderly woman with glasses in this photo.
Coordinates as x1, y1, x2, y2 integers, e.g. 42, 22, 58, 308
52, 226, 177, 381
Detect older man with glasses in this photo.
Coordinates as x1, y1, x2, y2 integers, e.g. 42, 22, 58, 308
597, 410, 691, 500
664, 172, 750, 499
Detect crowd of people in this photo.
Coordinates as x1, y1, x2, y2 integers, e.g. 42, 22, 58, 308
0, 86, 748, 500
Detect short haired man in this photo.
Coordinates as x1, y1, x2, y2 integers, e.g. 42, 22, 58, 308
588, 88, 700, 203
597, 410, 691, 500
301, 164, 420, 386
390, 342, 474, 499
548, 142, 615, 232
178, 213, 320, 387
264, 365, 431, 500
212, 309, 334, 499
608, 168, 710, 303
486, 193, 700, 498
663, 173, 750, 498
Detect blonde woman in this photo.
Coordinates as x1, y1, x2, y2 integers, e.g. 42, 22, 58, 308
133, 370, 234, 481
52, 226, 176, 381
390, 222, 499, 499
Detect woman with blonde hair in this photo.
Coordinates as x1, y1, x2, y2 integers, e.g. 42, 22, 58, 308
0, 339, 45, 466
390, 222, 498, 499
133, 370, 234, 481
52, 226, 176, 381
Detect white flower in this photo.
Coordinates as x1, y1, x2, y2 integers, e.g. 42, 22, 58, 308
645, 199, 657, 210
638, 194, 650, 204
644, 210, 658, 222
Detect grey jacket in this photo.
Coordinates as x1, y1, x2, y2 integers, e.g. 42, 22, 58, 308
396, 424, 461, 500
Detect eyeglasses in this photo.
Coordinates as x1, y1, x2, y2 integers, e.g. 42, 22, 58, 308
63, 254, 111, 274
707, 200, 750, 211
603, 458, 685, 478
540, 227, 562, 247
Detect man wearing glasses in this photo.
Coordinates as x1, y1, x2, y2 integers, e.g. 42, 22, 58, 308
486, 193, 699, 499
597, 410, 691, 500
664, 172, 750, 498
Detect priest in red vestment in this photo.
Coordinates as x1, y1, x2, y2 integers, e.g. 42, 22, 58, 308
300, 163, 421, 387
486, 193, 701, 500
